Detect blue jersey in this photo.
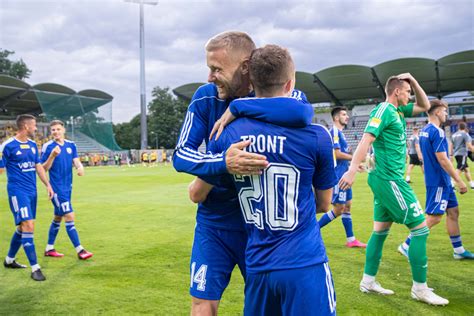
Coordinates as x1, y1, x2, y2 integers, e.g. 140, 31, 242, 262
0, 137, 40, 193
41, 139, 78, 194
173, 83, 312, 231
209, 97, 337, 273
330, 126, 349, 178
419, 123, 451, 187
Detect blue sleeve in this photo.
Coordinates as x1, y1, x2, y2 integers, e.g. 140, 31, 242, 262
431, 128, 447, 153
33, 143, 40, 164
200, 130, 233, 187
173, 85, 227, 176
332, 129, 341, 150
72, 143, 78, 159
229, 89, 313, 127
312, 127, 338, 190
41, 143, 51, 163
0, 144, 7, 168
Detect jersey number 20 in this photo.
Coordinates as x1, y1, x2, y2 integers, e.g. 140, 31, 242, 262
234, 163, 300, 231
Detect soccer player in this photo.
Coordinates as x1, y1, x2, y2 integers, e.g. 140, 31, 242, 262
318, 106, 366, 248
451, 122, 474, 189
1, 114, 54, 281
398, 100, 472, 259
339, 74, 449, 305
173, 31, 313, 315
41, 120, 93, 260
206, 44, 337, 315
405, 126, 423, 183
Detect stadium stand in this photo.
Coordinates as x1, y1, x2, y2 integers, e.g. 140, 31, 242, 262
0, 74, 120, 151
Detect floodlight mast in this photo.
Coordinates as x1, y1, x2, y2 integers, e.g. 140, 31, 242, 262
125, 0, 158, 149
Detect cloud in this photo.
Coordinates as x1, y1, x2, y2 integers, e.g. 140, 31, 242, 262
1, 0, 472, 122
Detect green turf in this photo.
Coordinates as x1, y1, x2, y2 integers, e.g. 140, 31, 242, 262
0, 165, 472, 315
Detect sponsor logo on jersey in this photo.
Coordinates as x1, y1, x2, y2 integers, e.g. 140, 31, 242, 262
369, 117, 381, 128
17, 161, 35, 171
20, 144, 30, 149
16, 151, 22, 155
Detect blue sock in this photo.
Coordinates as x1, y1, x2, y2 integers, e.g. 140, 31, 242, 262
7, 229, 22, 259
47, 220, 61, 246
319, 210, 336, 228
341, 213, 354, 239
65, 221, 81, 248
450, 235, 463, 251
21, 232, 38, 266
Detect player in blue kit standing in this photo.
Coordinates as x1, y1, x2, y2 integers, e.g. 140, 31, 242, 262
206, 44, 337, 315
1, 114, 54, 281
41, 120, 93, 260
173, 31, 313, 315
398, 100, 473, 259
318, 106, 366, 248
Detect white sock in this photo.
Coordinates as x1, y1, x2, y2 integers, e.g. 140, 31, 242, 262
75, 245, 84, 253
45, 244, 54, 252
5, 256, 15, 264
31, 264, 41, 272
412, 281, 428, 290
362, 273, 376, 283
347, 236, 356, 242
454, 246, 465, 254
470, 181, 474, 187
406, 176, 410, 181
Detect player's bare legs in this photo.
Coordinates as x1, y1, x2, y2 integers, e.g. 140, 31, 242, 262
191, 298, 219, 316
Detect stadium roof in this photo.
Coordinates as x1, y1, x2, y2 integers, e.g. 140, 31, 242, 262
173, 50, 474, 105
0, 75, 113, 118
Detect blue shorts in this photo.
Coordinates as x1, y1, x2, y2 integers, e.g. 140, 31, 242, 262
332, 183, 352, 205
52, 192, 74, 216
189, 223, 247, 300
244, 262, 336, 316
8, 192, 37, 225
425, 186, 458, 215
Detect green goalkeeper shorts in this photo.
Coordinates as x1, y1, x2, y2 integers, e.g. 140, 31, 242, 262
368, 173, 425, 228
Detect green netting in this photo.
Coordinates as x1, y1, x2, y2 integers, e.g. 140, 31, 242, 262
34, 90, 121, 151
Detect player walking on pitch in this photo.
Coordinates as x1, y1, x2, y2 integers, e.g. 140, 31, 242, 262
1, 114, 54, 281
451, 122, 474, 189
41, 120, 93, 260
318, 106, 366, 248
398, 100, 472, 260
339, 74, 449, 305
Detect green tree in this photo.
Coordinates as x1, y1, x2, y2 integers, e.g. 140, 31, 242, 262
147, 86, 187, 149
113, 114, 141, 149
113, 86, 188, 149
0, 49, 32, 79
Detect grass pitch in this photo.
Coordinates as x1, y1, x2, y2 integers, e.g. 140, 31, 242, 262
0, 164, 473, 315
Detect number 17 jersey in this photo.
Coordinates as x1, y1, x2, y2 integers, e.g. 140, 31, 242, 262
209, 97, 337, 273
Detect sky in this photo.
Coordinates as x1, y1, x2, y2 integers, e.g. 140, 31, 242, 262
1, 0, 473, 123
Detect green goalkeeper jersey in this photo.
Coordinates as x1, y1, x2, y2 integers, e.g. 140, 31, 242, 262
364, 102, 414, 180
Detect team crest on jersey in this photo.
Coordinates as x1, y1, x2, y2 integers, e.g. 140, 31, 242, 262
67, 147, 72, 154
20, 144, 30, 149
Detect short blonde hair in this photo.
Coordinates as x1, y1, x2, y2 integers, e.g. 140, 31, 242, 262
205, 31, 256, 59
